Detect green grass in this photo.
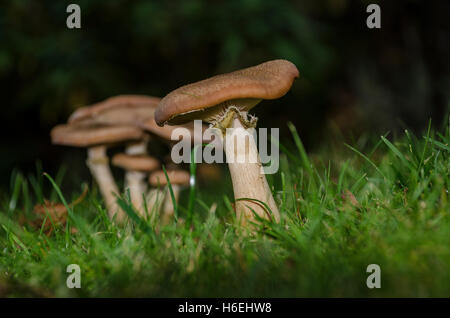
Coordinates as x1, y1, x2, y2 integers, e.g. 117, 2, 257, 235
0, 121, 449, 297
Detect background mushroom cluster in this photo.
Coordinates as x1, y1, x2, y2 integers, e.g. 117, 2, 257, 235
50, 95, 193, 224
49, 59, 299, 228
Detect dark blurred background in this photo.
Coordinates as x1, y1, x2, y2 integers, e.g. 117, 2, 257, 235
0, 0, 449, 188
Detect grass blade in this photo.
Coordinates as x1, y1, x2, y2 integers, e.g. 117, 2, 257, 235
187, 145, 200, 226
345, 143, 387, 180
162, 165, 178, 223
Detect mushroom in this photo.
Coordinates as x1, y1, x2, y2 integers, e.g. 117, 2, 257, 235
50, 124, 144, 221
64, 95, 210, 218
68, 94, 205, 188
154, 59, 299, 225
148, 169, 190, 225
111, 153, 160, 215
69, 95, 159, 175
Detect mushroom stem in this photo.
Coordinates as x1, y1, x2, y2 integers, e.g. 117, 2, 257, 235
86, 146, 123, 221
124, 139, 148, 214
125, 139, 148, 155
223, 115, 280, 225
146, 188, 165, 221
161, 184, 180, 225
125, 170, 147, 215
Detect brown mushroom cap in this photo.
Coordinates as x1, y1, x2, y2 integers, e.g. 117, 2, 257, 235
149, 170, 190, 186
155, 59, 299, 126
139, 119, 212, 144
67, 94, 204, 142
69, 95, 160, 125
51, 124, 144, 147
112, 153, 160, 172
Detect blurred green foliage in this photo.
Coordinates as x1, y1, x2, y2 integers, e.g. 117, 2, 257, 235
1, 0, 333, 121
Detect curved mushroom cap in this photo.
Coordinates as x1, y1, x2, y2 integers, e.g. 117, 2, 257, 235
51, 124, 144, 147
68, 94, 206, 142
149, 170, 190, 187
68, 95, 160, 126
112, 153, 160, 172
155, 59, 299, 126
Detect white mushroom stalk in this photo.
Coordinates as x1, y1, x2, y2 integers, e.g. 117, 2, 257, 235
161, 184, 181, 225
146, 188, 165, 222
153, 59, 299, 228
86, 146, 122, 221
50, 123, 145, 224
147, 169, 189, 225
124, 138, 149, 213
124, 170, 146, 212
215, 108, 280, 225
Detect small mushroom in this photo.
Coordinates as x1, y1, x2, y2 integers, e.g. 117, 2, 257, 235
51, 124, 144, 221
69, 94, 159, 176
148, 169, 190, 225
111, 153, 160, 215
68, 94, 205, 187
68, 95, 164, 210
154, 60, 299, 225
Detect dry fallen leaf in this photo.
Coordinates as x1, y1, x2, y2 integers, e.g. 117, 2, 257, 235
27, 185, 88, 236
341, 189, 361, 208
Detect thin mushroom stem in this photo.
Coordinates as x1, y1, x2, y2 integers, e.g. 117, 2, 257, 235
161, 184, 180, 225
125, 139, 148, 155
146, 188, 165, 222
223, 115, 280, 225
124, 170, 147, 215
124, 138, 148, 214
86, 146, 123, 221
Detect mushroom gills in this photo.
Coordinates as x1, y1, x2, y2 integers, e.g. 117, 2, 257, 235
166, 98, 261, 126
